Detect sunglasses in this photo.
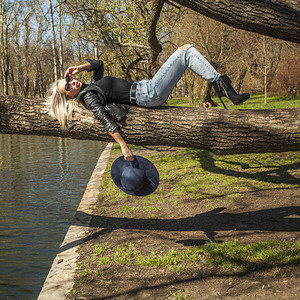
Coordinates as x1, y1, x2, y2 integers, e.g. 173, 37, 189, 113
65, 76, 72, 91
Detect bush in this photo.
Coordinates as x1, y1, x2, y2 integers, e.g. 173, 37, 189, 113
271, 55, 300, 97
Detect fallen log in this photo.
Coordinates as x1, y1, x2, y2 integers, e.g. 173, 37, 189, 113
0, 95, 299, 154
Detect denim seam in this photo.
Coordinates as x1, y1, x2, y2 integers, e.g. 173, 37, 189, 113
188, 49, 218, 82
152, 49, 184, 88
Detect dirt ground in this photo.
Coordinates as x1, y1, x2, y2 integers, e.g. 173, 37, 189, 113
70, 147, 300, 300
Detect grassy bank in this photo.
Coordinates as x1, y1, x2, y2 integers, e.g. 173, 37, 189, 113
69, 96, 300, 299
99, 146, 299, 217
166, 93, 300, 109
69, 145, 299, 299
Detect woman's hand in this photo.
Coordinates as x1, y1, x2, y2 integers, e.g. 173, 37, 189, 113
64, 66, 81, 77
109, 130, 134, 161
64, 63, 92, 77
121, 144, 134, 161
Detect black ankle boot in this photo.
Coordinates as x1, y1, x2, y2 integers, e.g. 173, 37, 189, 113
213, 75, 250, 109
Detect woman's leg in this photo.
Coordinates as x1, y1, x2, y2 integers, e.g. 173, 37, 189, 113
134, 44, 220, 107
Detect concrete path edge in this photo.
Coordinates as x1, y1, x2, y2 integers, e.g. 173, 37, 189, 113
37, 142, 113, 300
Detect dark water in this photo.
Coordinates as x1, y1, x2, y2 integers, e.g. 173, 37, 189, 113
0, 134, 104, 299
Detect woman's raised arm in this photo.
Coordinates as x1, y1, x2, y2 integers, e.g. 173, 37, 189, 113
64, 62, 92, 77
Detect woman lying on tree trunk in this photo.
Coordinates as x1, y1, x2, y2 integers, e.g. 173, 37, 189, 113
47, 44, 249, 161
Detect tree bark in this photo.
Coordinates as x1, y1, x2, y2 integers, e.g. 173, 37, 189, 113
0, 95, 299, 155
235, 67, 248, 94
58, 0, 64, 77
48, 0, 58, 81
173, 0, 300, 44
0, 0, 8, 95
147, 0, 164, 63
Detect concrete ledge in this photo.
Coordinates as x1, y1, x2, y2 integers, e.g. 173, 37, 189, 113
38, 143, 113, 300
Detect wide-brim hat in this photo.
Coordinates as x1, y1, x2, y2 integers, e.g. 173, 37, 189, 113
111, 155, 159, 196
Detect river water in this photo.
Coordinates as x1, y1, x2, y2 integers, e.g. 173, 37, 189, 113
0, 134, 104, 299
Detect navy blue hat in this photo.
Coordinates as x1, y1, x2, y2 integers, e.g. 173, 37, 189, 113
111, 155, 159, 196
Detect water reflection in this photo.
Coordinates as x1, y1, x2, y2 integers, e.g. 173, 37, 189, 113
0, 134, 104, 299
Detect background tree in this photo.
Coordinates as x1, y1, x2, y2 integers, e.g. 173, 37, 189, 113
247, 36, 283, 104
48, 0, 58, 81
0, 0, 299, 100
0, 0, 31, 95
169, 10, 256, 106
63, 0, 181, 80
58, 0, 64, 76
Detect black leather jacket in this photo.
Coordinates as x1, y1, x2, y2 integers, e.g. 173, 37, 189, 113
78, 59, 130, 133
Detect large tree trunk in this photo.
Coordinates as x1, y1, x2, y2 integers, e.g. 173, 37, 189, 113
174, 0, 300, 44
0, 95, 299, 155
147, 0, 164, 63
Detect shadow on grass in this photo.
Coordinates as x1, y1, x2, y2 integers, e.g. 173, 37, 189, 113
193, 150, 300, 186
60, 206, 300, 253
70, 206, 300, 299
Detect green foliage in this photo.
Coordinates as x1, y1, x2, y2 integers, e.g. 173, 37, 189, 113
91, 244, 107, 255
82, 268, 92, 277
97, 256, 111, 266
114, 244, 139, 264
171, 289, 195, 300
64, 0, 180, 79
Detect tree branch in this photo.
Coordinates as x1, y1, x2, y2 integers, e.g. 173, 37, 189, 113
173, 0, 300, 44
0, 95, 299, 155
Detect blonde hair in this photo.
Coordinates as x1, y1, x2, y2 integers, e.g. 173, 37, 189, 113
46, 81, 79, 130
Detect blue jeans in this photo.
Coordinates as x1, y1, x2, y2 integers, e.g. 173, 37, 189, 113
132, 45, 220, 107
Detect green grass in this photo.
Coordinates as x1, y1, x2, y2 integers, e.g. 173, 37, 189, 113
165, 93, 300, 109
203, 240, 300, 270
99, 144, 299, 217
86, 240, 300, 274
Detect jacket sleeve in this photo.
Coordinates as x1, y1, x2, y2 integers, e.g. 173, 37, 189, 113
86, 59, 104, 82
83, 91, 119, 133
